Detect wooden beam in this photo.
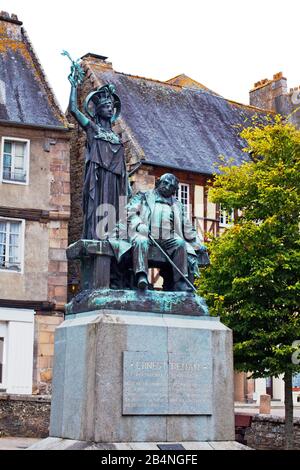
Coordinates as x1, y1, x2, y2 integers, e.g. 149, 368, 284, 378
0, 299, 56, 312
0, 207, 50, 223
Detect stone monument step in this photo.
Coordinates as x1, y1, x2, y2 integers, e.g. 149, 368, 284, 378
27, 437, 251, 450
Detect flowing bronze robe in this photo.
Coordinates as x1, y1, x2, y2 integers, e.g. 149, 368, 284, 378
82, 121, 127, 240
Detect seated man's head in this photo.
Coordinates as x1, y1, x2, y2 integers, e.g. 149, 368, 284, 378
155, 173, 179, 198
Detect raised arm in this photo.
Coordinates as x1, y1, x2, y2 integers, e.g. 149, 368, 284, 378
68, 66, 90, 129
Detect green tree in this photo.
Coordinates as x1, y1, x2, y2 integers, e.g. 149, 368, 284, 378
198, 116, 300, 449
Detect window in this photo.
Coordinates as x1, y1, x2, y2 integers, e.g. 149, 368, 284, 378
219, 205, 234, 227
0, 219, 24, 272
293, 373, 300, 389
1, 137, 30, 184
176, 183, 190, 217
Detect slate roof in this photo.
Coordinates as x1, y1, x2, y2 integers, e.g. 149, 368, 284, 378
0, 14, 67, 129
87, 65, 270, 175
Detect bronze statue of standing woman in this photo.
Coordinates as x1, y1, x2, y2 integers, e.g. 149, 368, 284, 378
67, 55, 129, 240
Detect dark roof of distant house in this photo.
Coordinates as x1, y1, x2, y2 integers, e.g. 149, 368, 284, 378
0, 14, 67, 129
86, 64, 270, 175
165, 73, 219, 95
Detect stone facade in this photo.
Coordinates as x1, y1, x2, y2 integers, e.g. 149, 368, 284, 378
245, 415, 300, 450
250, 72, 300, 128
0, 12, 71, 395
33, 314, 64, 395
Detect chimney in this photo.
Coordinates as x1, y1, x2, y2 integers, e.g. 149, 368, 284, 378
249, 72, 287, 112
80, 53, 113, 73
0, 11, 22, 25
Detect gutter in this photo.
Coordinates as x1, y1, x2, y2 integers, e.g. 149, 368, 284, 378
0, 120, 72, 133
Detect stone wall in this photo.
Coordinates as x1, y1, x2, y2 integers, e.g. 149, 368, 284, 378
249, 73, 300, 129
33, 314, 64, 394
245, 414, 300, 450
0, 394, 50, 437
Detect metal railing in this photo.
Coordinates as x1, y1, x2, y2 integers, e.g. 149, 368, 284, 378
193, 217, 220, 241
2, 167, 26, 183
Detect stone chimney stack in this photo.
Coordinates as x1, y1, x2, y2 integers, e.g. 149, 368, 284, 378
249, 72, 287, 112
0, 11, 22, 24
80, 53, 113, 74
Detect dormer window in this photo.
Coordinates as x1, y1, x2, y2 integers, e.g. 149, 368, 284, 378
1, 137, 30, 185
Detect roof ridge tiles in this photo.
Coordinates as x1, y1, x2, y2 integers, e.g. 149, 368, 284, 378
112, 70, 273, 114
84, 60, 274, 115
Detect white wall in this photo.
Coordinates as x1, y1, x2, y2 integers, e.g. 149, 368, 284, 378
273, 375, 285, 401
253, 378, 267, 404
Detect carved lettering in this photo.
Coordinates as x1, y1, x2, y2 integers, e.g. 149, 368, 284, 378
123, 352, 212, 415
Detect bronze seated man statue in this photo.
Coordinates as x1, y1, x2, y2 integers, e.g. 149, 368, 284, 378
109, 173, 208, 292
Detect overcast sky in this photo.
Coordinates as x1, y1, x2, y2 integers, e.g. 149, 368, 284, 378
2, 0, 299, 111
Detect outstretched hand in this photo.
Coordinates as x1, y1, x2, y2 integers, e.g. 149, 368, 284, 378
68, 65, 80, 87
62, 51, 85, 87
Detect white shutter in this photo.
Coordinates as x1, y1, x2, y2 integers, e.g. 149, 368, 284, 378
6, 317, 34, 394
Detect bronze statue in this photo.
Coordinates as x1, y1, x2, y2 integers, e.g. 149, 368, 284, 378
66, 53, 129, 240
110, 173, 208, 292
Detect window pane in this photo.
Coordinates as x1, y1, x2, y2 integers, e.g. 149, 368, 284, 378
10, 222, 20, 235
9, 235, 19, 248
0, 243, 5, 267
9, 223, 20, 266
0, 221, 6, 267
3, 154, 11, 170
14, 156, 24, 170
14, 142, 25, 157
0, 221, 6, 234
3, 141, 12, 154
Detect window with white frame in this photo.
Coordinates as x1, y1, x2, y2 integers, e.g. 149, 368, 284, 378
176, 183, 190, 217
1, 138, 29, 184
219, 205, 234, 227
0, 219, 24, 272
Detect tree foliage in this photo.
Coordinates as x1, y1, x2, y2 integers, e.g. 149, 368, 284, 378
198, 116, 300, 379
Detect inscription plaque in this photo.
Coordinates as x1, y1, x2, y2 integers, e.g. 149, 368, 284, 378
123, 352, 212, 415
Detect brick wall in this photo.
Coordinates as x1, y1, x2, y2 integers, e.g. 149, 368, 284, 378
33, 314, 64, 394
245, 415, 300, 450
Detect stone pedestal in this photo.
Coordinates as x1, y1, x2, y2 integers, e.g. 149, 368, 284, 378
49, 308, 234, 442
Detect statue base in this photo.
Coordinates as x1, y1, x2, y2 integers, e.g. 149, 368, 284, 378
66, 289, 209, 316
49, 308, 234, 443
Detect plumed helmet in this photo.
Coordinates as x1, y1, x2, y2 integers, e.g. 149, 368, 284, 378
84, 84, 121, 123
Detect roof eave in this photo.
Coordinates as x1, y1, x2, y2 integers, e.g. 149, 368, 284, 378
0, 119, 72, 133
144, 159, 213, 176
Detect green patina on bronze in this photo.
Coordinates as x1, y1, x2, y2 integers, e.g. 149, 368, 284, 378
63, 50, 129, 241
63, 54, 210, 311
66, 288, 209, 316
